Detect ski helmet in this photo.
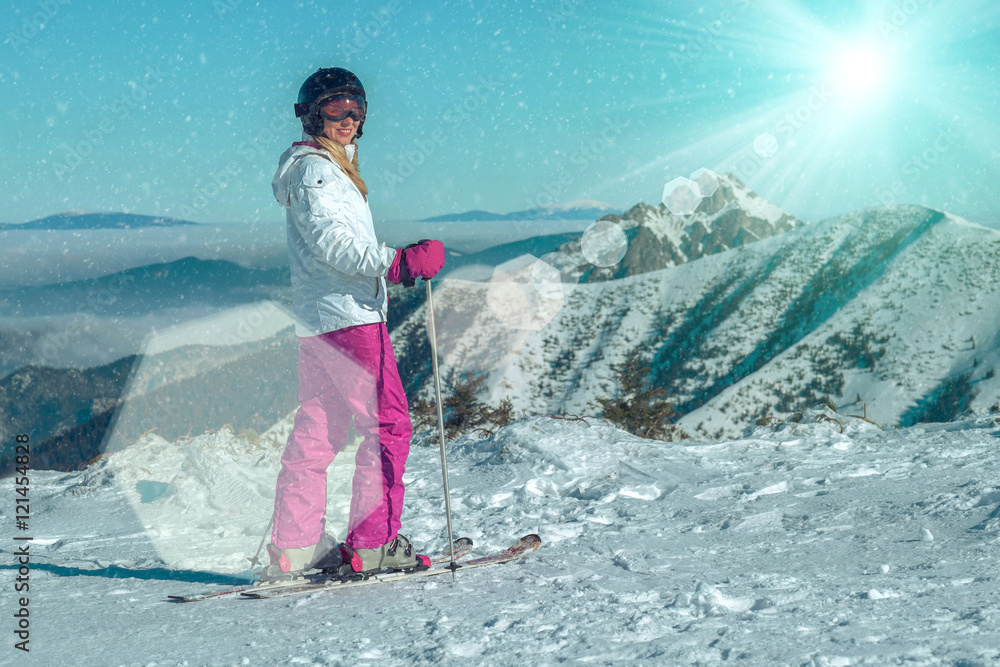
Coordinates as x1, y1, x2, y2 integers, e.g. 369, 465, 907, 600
294, 67, 367, 138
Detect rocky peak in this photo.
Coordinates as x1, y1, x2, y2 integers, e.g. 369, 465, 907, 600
550, 172, 803, 282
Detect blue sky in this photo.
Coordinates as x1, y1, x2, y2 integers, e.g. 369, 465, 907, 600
2, 0, 998, 225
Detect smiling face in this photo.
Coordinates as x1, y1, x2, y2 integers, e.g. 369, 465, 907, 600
323, 116, 359, 146
319, 94, 365, 146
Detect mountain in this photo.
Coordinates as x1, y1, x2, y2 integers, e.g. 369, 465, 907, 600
0, 256, 291, 319
0, 256, 298, 473
13, 199, 998, 473
390, 204, 1000, 439
438, 232, 582, 281
546, 172, 803, 282
421, 199, 621, 222
0, 259, 292, 380
0, 304, 299, 476
421, 209, 509, 222
0, 212, 198, 230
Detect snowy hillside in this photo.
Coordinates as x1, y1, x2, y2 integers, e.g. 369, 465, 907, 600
7, 413, 1000, 664
393, 205, 1000, 438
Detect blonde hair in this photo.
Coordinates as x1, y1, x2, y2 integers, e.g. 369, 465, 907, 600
312, 135, 368, 201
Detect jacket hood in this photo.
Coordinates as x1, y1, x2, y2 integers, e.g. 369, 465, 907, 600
272, 133, 357, 207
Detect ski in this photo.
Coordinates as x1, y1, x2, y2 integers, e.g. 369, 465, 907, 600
240, 533, 541, 600
167, 536, 474, 603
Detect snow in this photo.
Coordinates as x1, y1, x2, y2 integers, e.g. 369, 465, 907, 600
8, 411, 1000, 665
4, 199, 1000, 663
642, 206, 688, 248
730, 180, 788, 224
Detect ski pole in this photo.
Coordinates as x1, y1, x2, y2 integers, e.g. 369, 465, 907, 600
247, 515, 274, 572
425, 278, 458, 579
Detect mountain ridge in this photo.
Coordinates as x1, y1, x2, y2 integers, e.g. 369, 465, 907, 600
390, 203, 1000, 439
0, 212, 199, 230
0, 257, 291, 318
546, 172, 803, 283
420, 199, 621, 222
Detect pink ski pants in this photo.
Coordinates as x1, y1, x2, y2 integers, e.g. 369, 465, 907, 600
270, 322, 412, 550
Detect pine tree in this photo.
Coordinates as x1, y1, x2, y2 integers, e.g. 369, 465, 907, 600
596, 348, 686, 441
411, 372, 513, 440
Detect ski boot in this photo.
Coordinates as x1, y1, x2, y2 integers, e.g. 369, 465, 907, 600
259, 532, 343, 583
337, 534, 431, 579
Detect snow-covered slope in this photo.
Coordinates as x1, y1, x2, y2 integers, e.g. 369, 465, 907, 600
393, 205, 1000, 438
7, 413, 1000, 664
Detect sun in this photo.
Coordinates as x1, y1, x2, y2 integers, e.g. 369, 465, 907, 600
828, 41, 893, 100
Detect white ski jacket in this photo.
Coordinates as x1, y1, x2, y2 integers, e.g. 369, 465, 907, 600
272, 136, 396, 337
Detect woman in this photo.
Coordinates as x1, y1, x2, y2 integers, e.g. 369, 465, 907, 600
264, 67, 445, 581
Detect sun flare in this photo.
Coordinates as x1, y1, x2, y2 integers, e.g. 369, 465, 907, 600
829, 42, 892, 100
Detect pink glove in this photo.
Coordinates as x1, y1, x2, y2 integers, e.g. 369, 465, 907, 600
404, 239, 445, 279
388, 239, 445, 287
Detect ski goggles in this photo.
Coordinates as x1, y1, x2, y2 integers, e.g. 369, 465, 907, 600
318, 94, 366, 122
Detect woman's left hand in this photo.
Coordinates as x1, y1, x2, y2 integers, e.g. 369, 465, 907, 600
388, 239, 445, 286
403, 239, 445, 280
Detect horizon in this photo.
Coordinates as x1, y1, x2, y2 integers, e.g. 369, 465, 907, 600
5, 192, 1000, 232
1, 196, 622, 225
